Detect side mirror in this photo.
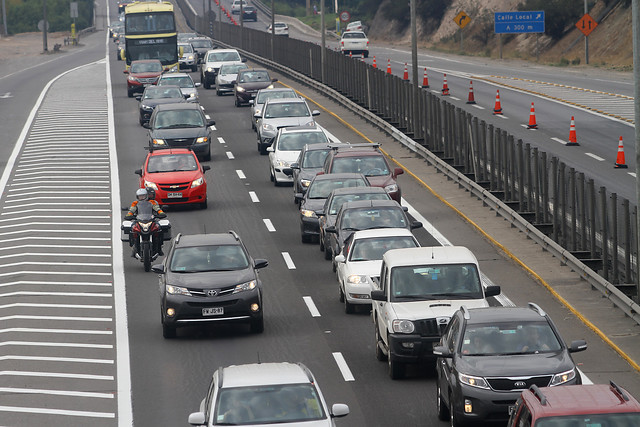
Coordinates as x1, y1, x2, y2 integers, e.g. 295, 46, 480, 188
370, 289, 386, 301
266, 146, 274, 152
194, 82, 201, 87
432, 345, 452, 358
134, 94, 142, 100
272, 78, 278, 82
294, 193, 304, 203
134, 168, 142, 176
249, 100, 254, 105
569, 340, 588, 353
187, 412, 206, 425
410, 221, 423, 230
123, 69, 129, 74
254, 112, 262, 119
311, 110, 320, 116
394, 167, 404, 177
231, 80, 237, 85
202, 165, 211, 172
325, 225, 336, 234
142, 122, 150, 129
283, 168, 293, 177
254, 259, 269, 269
208, 119, 216, 126
334, 254, 345, 263
330, 403, 349, 418
151, 264, 165, 274
484, 285, 501, 297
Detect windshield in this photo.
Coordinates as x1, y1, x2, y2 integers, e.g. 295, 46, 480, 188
264, 102, 310, 119
349, 236, 418, 262
255, 90, 296, 104
219, 63, 248, 75
340, 207, 406, 230
154, 109, 204, 128
535, 414, 640, 427
307, 178, 367, 199
238, 70, 271, 83
390, 264, 484, 301
278, 132, 328, 151
147, 154, 197, 173
461, 321, 563, 356
135, 200, 154, 222
125, 12, 175, 33
208, 51, 241, 62
130, 61, 163, 73
179, 44, 193, 53
159, 76, 194, 88
301, 149, 329, 168
170, 245, 249, 272
143, 87, 182, 100
190, 39, 213, 48
330, 156, 389, 176
328, 192, 390, 215
213, 384, 326, 425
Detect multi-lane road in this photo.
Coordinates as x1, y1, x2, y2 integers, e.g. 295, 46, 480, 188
0, 1, 638, 426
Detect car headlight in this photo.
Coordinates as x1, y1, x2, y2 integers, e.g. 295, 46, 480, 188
166, 284, 192, 296
206, 67, 213, 72
301, 179, 311, 188
141, 104, 154, 111
384, 183, 398, 193
128, 76, 139, 82
195, 136, 208, 144
236, 86, 246, 92
191, 177, 204, 188
550, 368, 576, 386
187, 93, 196, 100
266, 84, 274, 89
347, 275, 368, 284
254, 108, 262, 116
303, 120, 315, 126
187, 55, 194, 60
233, 280, 257, 294
152, 139, 166, 146
300, 209, 317, 218
143, 181, 158, 191
275, 159, 289, 168
391, 319, 415, 333
168, 65, 178, 73
459, 373, 490, 389
262, 123, 275, 132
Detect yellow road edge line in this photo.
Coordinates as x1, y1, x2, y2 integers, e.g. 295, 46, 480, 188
279, 81, 640, 373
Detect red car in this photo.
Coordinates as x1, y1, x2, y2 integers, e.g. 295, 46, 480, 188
135, 148, 210, 208
125, 59, 164, 98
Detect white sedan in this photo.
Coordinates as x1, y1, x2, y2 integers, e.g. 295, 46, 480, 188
268, 22, 289, 37
334, 228, 420, 313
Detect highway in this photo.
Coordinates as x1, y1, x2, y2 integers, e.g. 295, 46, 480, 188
0, 0, 638, 426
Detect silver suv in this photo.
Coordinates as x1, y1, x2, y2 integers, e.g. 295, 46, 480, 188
255, 97, 320, 154
188, 362, 349, 426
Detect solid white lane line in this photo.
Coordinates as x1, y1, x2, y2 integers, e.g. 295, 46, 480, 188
0, 261, 111, 268
0, 328, 112, 335
0, 280, 111, 288
226, 151, 235, 159
0, 244, 109, 250
551, 137, 567, 145
472, 105, 485, 110
0, 315, 112, 322
0, 303, 111, 309
249, 192, 259, 203
0, 387, 113, 399
302, 296, 321, 317
0, 271, 111, 277
0, 253, 110, 260
0, 341, 112, 349
585, 153, 605, 161
629, 172, 636, 178
263, 219, 276, 232
449, 96, 460, 101
0, 371, 113, 380
217, 137, 225, 144
0, 355, 113, 364
0, 405, 114, 418
236, 170, 246, 179
282, 252, 296, 269
332, 352, 355, 381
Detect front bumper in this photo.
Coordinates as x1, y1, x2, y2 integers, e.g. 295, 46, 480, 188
162, 290, 262, 327
155, 185, 207, 206
344, 281, 373, 305
300, 215, 320, 237
388, 333, 440, 364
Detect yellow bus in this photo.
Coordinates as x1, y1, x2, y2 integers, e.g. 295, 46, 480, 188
123, 1, 179, 71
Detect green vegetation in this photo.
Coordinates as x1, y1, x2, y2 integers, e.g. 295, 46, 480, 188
297, 13, 339, 32
6, 0, 94, 34
518, 0, 583, 40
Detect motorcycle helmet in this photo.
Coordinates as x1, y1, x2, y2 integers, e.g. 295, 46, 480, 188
136, 188, 148, 201
146, 187, 156, 200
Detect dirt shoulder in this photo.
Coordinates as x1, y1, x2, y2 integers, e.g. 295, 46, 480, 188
0, 32, 69, 62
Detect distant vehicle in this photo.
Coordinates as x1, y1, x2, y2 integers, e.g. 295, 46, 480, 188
135, 84, 185, 125
248, 87, 299, 131
200, 48, 245, 89
233, 68, 277, 107
345, 20, 365, 32
177, 42, 197, 72
268, 21, 289, 36
256, 97, 320, 154
188, 36, 214, 64
215, 62, 249, 96
109, 21, 124, 38
156, 72, 201, 103
241, 5, 258, 21
124, 59, 164, 98
230, 0, 248, 14
340, 30, 369, 57
177, 32, 199, 43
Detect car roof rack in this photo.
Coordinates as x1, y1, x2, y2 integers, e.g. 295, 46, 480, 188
610, 380, 630, 401
218, 366, 224, 388
296, 362, 315, 383
331, 142, 380, 151
527, 302, 546, 317
529, 384, 547, 405
460, 305, 471, 320
228, 230, 240, 241
175, 233, 182, 244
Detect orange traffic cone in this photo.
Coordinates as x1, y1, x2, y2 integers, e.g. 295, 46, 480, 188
421, 68, 429, 88
615, 136, 628, 168
527, 102, 537, 129
567, 116, 579, 146
349, 51, 352, 59
466, 80, 476, 104
386, 59, 391, 74
441, 74, 450, 95
493, 90, 503, 114
372, 56, 377, 69
402, 63, 408, 80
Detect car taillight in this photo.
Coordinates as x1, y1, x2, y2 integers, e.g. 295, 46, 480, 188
341, 41, 344, 46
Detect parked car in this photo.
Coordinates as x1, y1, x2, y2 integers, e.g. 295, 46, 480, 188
145, 103, 214, 161
230, 0, 248, 14
325, 199, 422, 270
340, 30, 369, 57
188, 362, 349, 426
317, 186, 391, 258
215, 62, 248, 96
267, 125, 330, 186
323, 143, 404, 203
153, 231, 268, 338
136, 84, 185, 125
249, 87, 299, 131
335, 228, 420, 313
178, 42, 198, 72
188, 36, 215, 63
372, 246, 501, 379
288, 142, 338, 202
156, 72, 200, 103
256, 97, 320, 154
241, 5, 258, 21
268, 21, 289, 36
135, 148, 209, 208
124, 59, 164, 98
200, 48, 245, 89
434, 303, 587, 426
296, 173, 369, 243
507, 382, 640, 427
234, 68, 277, 107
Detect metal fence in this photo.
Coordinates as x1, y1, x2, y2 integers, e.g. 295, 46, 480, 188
176, 7, 639, 299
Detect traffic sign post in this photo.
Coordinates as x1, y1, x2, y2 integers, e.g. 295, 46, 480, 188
576, 13, 597, 65
453, 10, 469, 50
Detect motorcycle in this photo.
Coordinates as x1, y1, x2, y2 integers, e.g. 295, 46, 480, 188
121, 200, 171, 271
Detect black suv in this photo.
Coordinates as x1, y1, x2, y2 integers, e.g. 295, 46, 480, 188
145, 103, 215, 161
152, 231, 268, 338
434, 303, 587, 427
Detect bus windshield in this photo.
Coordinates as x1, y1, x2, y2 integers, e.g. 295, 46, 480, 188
125, 11, 175, 34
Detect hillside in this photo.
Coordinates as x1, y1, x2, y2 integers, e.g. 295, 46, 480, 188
367, 0, 632, 70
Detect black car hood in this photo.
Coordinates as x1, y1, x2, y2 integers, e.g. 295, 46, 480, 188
150, 127, 208, 139
457, 351, 575, 377
301, 198, 326, 212
299, 168, 322, 183
143, 98, 185, 108
166, 268, 257, 288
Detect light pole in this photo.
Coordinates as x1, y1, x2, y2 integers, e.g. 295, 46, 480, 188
321, 0, 325, 83
633, 0, 639, 299
411, 0, 419, 138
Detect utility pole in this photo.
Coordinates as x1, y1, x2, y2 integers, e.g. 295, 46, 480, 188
584, 0, 589, 64
42, 0, 48, 51
2, 0, 8, 36
633, 0, 639, 300
411, 0, 419, 138
270, 0, 274, 60
321, 0, 325, 83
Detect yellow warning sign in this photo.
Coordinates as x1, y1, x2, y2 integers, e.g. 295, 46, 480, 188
454, 11, 470, 29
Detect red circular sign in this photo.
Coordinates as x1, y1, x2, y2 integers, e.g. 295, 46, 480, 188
340, 11, 350, 22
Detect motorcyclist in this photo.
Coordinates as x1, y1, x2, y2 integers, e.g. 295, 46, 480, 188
125, 188, 167, 257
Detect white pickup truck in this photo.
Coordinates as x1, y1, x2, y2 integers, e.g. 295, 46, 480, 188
371, 246, 501, 379
340, 31, 369, 57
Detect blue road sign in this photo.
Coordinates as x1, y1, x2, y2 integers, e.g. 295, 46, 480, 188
494, 11, 545, 34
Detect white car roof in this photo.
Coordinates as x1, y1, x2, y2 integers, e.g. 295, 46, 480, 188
383, 246, 478, 267
351, 228, 417, 241
220, 362, 312, 388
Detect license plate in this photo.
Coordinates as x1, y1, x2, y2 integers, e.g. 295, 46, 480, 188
167, 192, 182, 198
202, 307, 223, 316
